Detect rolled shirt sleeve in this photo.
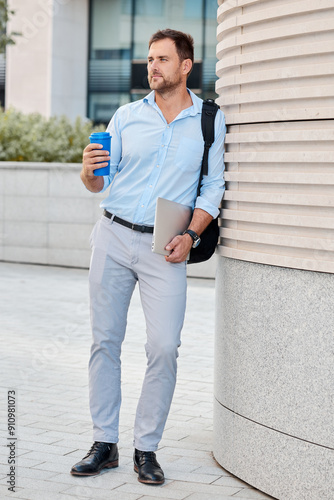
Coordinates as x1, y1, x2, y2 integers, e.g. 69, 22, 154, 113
99, 109, 123, 193
195, 110, 226, 219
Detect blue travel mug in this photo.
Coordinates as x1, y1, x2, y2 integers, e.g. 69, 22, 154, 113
89, 132, 111, 176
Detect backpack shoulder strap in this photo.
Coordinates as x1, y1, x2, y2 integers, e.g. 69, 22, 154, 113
197, 99, 219, 197
201, 99, 219, 176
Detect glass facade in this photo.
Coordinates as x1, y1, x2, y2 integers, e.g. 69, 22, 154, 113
88, 0, 218, 123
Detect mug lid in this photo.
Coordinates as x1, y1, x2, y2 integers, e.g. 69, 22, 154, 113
89, 132, 110, 138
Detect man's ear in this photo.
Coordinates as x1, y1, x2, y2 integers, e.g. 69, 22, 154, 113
182, 59, 193, 76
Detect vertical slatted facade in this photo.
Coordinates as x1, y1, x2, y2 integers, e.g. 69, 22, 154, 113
216, 0, 334, 273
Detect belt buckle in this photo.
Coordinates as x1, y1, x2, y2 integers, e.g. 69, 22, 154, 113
131, 223, 135, 231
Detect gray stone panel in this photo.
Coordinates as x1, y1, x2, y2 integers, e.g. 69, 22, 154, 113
214, 257, 334, 498
213, 401, 333, 500
215, 257, 333, 448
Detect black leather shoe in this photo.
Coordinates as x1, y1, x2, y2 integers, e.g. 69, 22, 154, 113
133, 449, 165, 485
70, 442, 119, 476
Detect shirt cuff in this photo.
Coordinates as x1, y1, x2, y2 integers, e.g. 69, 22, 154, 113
100, 175, 111, 193
195, 196, 220, 219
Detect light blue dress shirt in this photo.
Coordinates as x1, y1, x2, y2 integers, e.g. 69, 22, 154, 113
100, 89, 226, 225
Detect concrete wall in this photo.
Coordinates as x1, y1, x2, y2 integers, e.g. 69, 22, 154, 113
6, 0, 89, 119
0, 162, 216, 277
214, 1, 334, 499
0, 162, 101, 267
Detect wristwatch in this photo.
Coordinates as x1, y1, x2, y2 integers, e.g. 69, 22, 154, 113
183, 229, 201, 248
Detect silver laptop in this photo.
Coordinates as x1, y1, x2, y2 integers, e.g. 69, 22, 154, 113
152, 197, 192, 256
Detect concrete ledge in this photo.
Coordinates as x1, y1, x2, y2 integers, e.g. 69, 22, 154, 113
0, 162, 215, 277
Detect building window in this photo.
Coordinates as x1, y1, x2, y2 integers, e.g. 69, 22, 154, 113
88, 0, 218, 124
136, 0, 164, 16
184, 0, 202, 19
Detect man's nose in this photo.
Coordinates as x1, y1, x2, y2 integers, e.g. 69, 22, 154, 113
151, 59, 159, 71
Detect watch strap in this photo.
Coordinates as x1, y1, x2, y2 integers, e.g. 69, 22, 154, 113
183, 229, 200, 242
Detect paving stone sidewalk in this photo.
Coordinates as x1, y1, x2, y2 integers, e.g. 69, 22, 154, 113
0, 262, 274, 500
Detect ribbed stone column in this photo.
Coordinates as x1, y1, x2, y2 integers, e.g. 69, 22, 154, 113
214, 1, 334, 499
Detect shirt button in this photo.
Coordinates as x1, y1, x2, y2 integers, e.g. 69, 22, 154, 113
161, 145, 165, 148
149, 185, 153, 188
141, 204, 144, 208
156, 165, 159, 168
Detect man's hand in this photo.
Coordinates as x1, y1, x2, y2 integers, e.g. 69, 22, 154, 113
164, 208, 214, 264
165, 233, 193, 263
80, 143, 110, 193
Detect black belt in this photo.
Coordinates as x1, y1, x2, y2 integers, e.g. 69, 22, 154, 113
103, 210, 154, 234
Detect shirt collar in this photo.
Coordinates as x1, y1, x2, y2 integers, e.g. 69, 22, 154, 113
143, 89, 202, 118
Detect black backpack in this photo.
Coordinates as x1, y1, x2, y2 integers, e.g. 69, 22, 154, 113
188, 99, 220, 264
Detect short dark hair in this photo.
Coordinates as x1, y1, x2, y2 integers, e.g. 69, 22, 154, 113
149, 29, 194, 66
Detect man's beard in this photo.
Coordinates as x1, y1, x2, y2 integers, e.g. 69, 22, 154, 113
148, 71, 183, 93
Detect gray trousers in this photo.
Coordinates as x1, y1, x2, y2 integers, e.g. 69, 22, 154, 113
88, 215, 187, 451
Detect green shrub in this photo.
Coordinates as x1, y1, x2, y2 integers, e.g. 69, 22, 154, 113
0, 108, 105, 163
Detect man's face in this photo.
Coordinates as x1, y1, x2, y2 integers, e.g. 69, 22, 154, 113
147, 38, 189, 92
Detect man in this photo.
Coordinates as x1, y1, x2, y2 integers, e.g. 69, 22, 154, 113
71, 29, 225, 485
